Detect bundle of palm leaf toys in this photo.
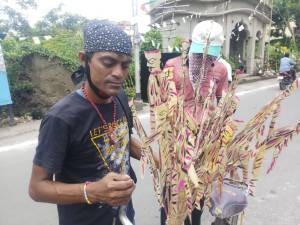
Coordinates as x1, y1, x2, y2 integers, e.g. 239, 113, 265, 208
131, 54, 300, 225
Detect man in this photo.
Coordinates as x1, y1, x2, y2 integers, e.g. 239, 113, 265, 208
165, 21, 228, 123
189, 20, 230, 225
161, 20, 228, 225
279, 53, 296, 80
29, 20, 143, 225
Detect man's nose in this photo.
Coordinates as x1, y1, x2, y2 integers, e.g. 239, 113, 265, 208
112, 64, 124, 78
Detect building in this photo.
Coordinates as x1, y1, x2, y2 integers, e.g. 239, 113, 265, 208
116, 21, 134, 36
149, 0, 273, 75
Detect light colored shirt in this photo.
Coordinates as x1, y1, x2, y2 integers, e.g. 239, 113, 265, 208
279, 57, 296, 73
218, 58, 232, 82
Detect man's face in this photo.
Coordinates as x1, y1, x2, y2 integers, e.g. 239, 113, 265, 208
88, 52, 132, 96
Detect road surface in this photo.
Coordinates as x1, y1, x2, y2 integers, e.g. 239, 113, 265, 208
0, 78, 299, 225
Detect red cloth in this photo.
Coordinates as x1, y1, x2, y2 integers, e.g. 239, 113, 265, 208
164, 57, 194, 103
199, 60, 228, 99
164, 56, 228, 122
165, 57, 228, 100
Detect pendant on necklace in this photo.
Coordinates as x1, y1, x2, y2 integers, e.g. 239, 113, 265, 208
108, 127, 118, 145
108, 126, 114, 133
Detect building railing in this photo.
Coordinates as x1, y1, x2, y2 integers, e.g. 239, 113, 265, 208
256, 2, 272, 19
150, 0, 273, 22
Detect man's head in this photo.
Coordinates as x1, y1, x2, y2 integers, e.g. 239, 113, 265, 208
189, 20, 224, 90
189, 20, 224, 58
80, 20, 132, 98
284, 53, 290, 58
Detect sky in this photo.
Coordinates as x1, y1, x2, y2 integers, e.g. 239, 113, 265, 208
11, 0, 151, 33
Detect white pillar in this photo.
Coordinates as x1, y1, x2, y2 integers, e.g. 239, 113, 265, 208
260, 26, 267, 68
247, 20, 256, 75
132, 0, 141, 100
223, 15, 231, 59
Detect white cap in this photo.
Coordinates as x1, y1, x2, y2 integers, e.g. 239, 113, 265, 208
190, 20, 224, 57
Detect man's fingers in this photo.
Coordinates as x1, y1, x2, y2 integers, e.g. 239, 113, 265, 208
112, 174, 131, 181
106, 172, 131, 181
110, 198, 131, 207
108, 194, 133, 206
109, 185, 135, 199
107, 179, 135, 191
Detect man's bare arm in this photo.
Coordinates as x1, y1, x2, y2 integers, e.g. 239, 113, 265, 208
130, 137, 142, 160
29, 165, 135, 206
130, 137, 160, 168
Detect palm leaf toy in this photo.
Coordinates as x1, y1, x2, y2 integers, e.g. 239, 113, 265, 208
133, 43, 300, 225
131, 102, 162, 205
227, 80, 299, 193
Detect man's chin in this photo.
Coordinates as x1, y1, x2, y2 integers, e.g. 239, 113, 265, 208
106, 87, 122, 96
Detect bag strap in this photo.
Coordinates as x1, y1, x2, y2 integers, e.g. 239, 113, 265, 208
116, 89, 133, 132
116, 90, 137, 183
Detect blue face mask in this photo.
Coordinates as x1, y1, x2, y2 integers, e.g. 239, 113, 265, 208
189, 42, 222, 58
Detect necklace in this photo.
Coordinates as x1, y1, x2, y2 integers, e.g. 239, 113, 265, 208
81, 83, 117, 145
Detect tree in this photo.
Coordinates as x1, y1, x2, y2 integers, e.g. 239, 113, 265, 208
35, 4, 63, 34
15, 0, 37, 9
35, 5, 87, 35
141, 28, 163, 52
0, 0, 36, 37
171, 36, 183, 52
272, 0, 300, 54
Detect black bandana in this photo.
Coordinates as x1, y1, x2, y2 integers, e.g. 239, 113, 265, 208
83, 20, 132, 55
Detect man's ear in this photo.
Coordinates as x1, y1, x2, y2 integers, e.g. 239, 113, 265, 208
79, 51, 85, 66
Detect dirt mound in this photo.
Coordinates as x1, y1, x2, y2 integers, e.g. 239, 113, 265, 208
14, 54, 76, 118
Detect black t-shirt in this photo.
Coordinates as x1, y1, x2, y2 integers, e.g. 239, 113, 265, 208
33, 90, 135, 225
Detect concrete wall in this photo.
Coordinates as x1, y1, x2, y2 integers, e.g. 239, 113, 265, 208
150, 0, 272, 74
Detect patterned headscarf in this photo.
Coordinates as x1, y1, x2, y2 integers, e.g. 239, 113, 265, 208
83, 19, 132, 55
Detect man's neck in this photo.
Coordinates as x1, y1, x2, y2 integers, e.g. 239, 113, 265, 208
85, 84, 112, 104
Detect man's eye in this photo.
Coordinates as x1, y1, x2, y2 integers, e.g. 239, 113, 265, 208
103, 62, 114, 67
102, 59, 116, 67
122, 63, 130, 69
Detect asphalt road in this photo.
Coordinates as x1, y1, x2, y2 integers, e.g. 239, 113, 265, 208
0, 78, 299, 225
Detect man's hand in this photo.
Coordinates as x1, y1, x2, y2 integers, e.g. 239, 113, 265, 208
87, 172, 135, 206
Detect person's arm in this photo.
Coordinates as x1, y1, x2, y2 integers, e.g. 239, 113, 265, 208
227, 64, 232, 82
29, 165, 135, 206
216, 69, 229, 103
130, 137, 160, 168
30, 115, 135, 206
289, 58, 296, 65
130, 137, 142, 160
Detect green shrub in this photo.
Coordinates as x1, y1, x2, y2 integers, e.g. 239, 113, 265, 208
41, 31, 83, 71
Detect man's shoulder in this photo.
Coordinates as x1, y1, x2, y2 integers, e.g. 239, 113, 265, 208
47, 91, 86, 119
218, 58, 231, 68
212, 61, 228, 81
214, 61, 227, 72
